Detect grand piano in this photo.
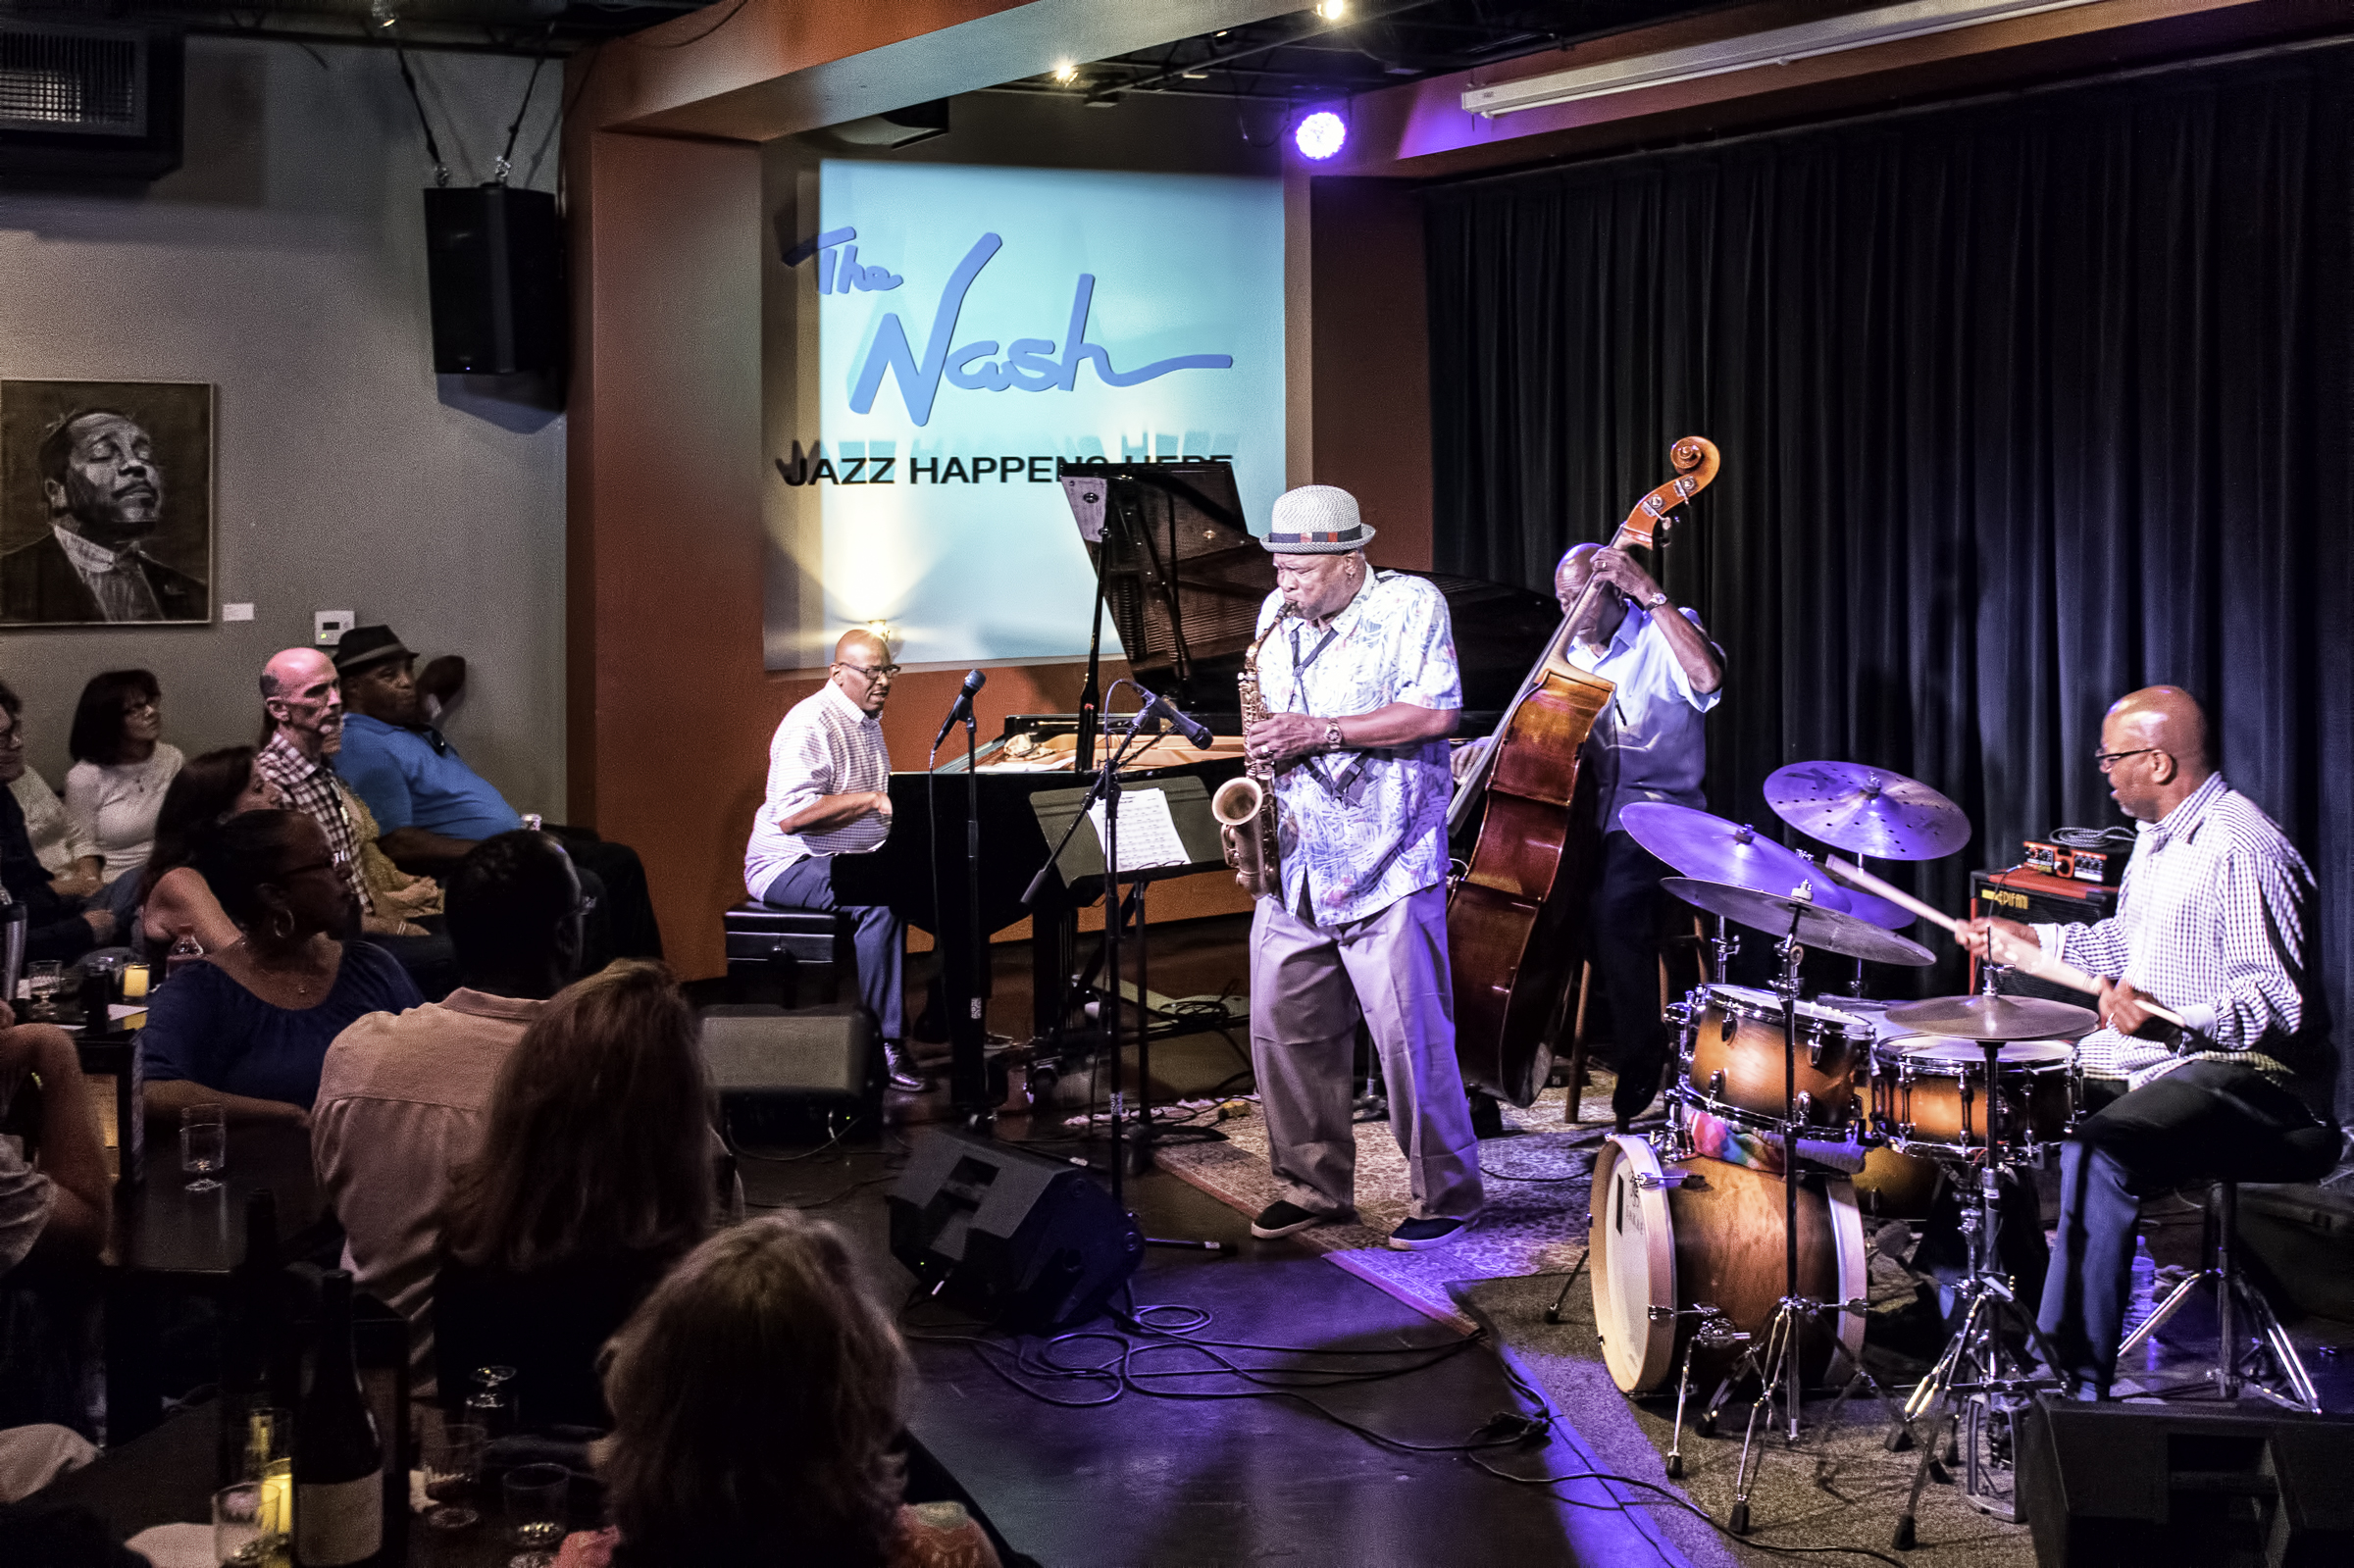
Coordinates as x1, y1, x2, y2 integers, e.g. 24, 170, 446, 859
872, 461, 1557, 1111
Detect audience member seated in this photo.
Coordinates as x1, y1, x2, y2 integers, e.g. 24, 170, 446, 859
0, 685, 112, 963
64, 669, 182, 917
433, 961, 716, 1432
313, 831, 585, 1389
0, 707, 101, 905
141, 810, 422, 1131
555, 1214, 1001, 1568
138, 746, 284, 952
254, 647, 456, 996
332, 626, 664, 964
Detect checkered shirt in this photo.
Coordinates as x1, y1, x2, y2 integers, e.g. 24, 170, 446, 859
2031, 772, 2315, 1087
255, 730, 371, 911
742, 681, 893, 902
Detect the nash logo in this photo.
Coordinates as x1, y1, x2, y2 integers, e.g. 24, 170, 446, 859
787, 226, 1236, 428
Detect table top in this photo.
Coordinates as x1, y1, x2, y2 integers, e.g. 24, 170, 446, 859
106, 1118, 330, 1278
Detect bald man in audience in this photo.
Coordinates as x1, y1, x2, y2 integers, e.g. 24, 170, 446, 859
744, 630, 919, 1092
1960, 685, 2336, 1398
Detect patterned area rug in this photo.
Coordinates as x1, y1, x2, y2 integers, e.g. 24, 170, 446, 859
1154, 1072, 1622, 1331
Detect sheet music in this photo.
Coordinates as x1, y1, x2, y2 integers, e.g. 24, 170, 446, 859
1087, 788, 1190, 873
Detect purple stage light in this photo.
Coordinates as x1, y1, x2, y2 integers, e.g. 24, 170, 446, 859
1295, 111, 1347, 162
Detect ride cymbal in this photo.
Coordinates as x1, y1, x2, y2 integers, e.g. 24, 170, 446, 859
1763, 761, 1972, 861
1883, 993, 2101, 1040
1660, 877, 1937, 967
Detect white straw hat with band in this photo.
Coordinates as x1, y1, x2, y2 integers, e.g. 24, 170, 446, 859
1261, 484, 1376, 554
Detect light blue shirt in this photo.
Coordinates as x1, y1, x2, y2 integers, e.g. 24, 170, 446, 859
1255, 572, 1461, 927
337, 714, 524, 842
1565, 605, 1721, 835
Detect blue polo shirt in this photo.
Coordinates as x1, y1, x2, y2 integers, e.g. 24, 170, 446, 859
338, 714, 524, 841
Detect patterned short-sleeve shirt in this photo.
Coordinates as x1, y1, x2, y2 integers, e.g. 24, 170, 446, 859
1254, 572, 1461, 927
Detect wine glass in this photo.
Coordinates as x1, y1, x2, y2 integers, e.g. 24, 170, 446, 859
23, 960, 59, 1022
503, 1462, 570, 1568
181, 1103, 228, 1194
467, 1364, 518, 1437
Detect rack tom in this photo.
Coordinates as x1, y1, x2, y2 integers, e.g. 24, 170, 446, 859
1671, 984, 1874, 1134
1867, 1037, 2075, 1158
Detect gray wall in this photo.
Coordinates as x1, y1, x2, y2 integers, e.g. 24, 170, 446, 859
0, 37, 565, 812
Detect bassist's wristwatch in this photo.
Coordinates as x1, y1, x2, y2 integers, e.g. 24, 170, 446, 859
1646, 588, 1668, 608
1323, 721, 1346, 751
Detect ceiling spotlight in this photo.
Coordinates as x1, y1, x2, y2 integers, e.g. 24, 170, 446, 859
1315, 0, 1350, 19
1051, 61, 1078, 84
1294, 109, 1347, 161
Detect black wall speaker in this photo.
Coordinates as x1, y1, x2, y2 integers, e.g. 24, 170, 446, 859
2017, 1395, 2354, 1567
888, 1132, 1142, 1332
423, 184, 563, 376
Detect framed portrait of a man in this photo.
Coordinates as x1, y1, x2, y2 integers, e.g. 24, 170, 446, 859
0, 379, 213, 627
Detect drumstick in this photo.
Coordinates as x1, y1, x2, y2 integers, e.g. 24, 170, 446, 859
1822, 855, 2186, 1029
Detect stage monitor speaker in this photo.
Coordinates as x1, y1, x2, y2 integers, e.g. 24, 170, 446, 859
2017, 1395, 2354, 1567
888, 1131, 1142, 1332
423, 183, 563, 376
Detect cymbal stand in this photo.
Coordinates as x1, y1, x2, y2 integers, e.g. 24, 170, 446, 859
1721, 908, 1890, 1536
1885, 1011, 2068, 1547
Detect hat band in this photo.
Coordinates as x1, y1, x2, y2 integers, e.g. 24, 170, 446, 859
1266, 527, 1364, 545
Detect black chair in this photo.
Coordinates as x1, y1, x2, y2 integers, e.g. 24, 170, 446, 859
2118, 1121, 2342, 1411
721, 903, 854, 1008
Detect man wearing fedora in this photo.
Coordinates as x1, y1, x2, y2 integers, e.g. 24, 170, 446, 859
333, 625, 663, 964
1239, 484, 1484, 1250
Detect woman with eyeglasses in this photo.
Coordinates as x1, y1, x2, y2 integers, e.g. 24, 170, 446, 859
64, 670, 183, 909
141, 809, 422, 1132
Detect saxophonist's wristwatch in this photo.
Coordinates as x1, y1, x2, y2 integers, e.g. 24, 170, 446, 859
1323, 721, 1346, 751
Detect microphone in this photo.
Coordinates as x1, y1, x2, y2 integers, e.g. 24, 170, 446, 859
1126, 683, 1213, 748
933, 669, 986, 750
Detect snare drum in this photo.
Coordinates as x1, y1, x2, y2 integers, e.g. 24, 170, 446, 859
1589, 1134, 1868, 1395
1672, 984, 1875, 1134
1866, 1037, 2076, 1157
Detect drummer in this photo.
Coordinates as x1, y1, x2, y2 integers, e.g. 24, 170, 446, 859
1958, 685, 2335, 1398
1458, 542, 1722, 1133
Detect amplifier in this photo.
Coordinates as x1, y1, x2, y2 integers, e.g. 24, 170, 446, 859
2022, 839, 2126, 886
1969, 869, 2120, 1003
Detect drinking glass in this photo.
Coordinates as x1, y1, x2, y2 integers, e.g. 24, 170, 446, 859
181, 1103, 228, 1193
420, 1422, 486, 1531
503, 1462, 570, 1568
467, 1363, 518, 1438
213, 1481, 266, 1565
24, 960, 59, 1022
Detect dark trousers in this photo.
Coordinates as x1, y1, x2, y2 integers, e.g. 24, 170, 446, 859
545, 830, 664, 966
1590, 830, 1674, 1122
2038, 1060, 2328, 1389
760, 854, 905, 1043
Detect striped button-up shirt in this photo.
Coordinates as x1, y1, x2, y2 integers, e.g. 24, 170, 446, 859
2031, 773, 2315, 1087
255, 730, 370, 910
743, 680, 893, 902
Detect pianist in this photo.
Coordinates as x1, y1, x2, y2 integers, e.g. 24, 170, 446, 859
742, 630, 922, 1092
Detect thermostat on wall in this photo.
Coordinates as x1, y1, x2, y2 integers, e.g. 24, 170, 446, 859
314, 610, 355, 647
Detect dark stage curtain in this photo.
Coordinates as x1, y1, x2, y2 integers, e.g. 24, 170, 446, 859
1427, 45, 2354, 1114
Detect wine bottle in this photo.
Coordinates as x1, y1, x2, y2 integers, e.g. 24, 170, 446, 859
293, 1270, 383, 1568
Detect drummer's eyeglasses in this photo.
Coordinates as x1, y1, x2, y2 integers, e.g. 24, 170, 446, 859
2093, 746, 2163, 773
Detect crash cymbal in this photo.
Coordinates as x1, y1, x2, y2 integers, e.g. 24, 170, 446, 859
1620, 802, 1851, 912
1763, 761, 1972, 861
1837, 885, 1915, 931
1883, 993, 2101, 1040
1660, 877, 1938, 967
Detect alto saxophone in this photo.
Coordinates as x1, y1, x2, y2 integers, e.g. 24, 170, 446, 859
1212, 611, 1291, 899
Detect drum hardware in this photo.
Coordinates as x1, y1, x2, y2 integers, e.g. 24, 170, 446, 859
1708, 1069, 1726, 1098
1659, 1304, 1748, 1480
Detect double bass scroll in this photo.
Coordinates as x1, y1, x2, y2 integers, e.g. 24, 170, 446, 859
1446, 437, 1720, 1107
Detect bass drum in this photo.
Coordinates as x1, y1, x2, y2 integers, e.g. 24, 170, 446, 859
1589, 1135, 1868, 1396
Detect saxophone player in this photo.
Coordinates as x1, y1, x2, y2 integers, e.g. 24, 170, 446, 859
1241, 485, 1485, 1251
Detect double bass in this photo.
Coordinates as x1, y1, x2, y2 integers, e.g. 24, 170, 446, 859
1447, 437, 1720, 1106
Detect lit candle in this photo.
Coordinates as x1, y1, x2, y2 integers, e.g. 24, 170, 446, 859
260, 1458, 292, 1539
122, 965, 148, 1001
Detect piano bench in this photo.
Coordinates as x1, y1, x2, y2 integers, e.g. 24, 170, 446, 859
724, 902, 854, 1009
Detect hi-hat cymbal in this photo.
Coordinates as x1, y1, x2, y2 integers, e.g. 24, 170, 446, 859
1763, 761, 1972, 861
1660, 877, 1937, 967
1620, 802, 1851, 912
1883, 993, 2101, 1040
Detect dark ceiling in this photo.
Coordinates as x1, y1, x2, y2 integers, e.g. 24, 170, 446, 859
17, 0, 728, 55
995, 2, 1753, 106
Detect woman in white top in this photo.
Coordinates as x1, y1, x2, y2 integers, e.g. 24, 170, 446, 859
64, 669, 183, 890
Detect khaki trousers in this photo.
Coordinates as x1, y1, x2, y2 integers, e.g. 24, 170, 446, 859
1249, 884, 1484, 1222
